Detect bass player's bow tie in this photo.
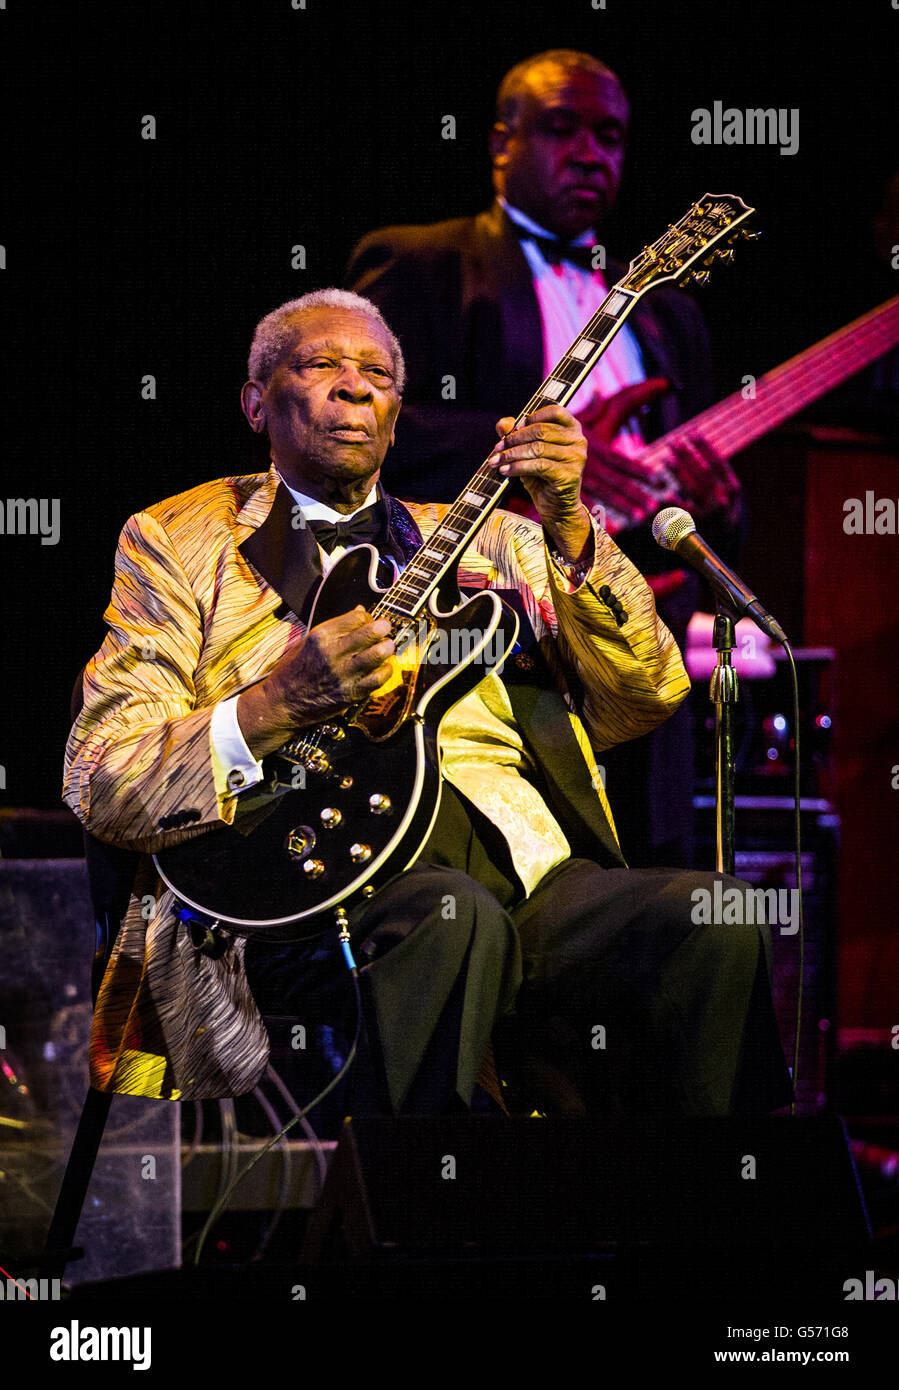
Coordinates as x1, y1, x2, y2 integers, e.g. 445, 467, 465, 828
522, 234, 598, 273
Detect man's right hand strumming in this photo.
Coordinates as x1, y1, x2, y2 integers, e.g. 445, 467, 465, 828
236, 607, 396, 759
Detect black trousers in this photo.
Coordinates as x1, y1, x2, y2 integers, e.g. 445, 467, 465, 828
244, 786, 793, 1118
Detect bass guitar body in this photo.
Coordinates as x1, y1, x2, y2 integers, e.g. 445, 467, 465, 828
155, 544, 519, 938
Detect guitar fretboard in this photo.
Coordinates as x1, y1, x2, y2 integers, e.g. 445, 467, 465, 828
379, 289, 642, 619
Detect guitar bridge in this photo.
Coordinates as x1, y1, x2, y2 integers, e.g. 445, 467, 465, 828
273, 721, 357, 790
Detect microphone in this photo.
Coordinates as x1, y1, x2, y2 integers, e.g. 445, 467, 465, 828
652, 507, 788, 643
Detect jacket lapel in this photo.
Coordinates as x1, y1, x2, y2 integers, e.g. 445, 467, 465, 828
239, 476, 323, 624
238, 469, 424, 623
474, 203, 544, 407
384, 493, 425, 562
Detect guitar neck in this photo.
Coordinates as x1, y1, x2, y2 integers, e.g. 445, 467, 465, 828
382, 282, 650, 619
377, 193, 755, 617
642, 295, 899, 470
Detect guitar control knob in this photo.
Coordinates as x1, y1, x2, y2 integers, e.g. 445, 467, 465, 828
320, 807, 343, 829
349, 843, 372, 864
368, 794, 392, 815
306, 751, 331, 774
303, 859, 325, 878
339, 776, 354, 789
285, 826, 316, 859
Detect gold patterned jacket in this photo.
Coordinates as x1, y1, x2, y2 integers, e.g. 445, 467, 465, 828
62, 464, 690, 1101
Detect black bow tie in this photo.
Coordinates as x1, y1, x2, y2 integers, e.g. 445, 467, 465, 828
307, 502, 387, 554
522, 234, 598, 274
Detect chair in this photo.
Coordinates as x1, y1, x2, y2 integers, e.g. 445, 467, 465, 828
39, 674, 141, 1279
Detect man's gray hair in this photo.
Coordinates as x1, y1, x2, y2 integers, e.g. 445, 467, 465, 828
246, 289, 406, 392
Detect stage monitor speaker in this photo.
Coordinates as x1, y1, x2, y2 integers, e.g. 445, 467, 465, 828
303, 1115, 870, 1264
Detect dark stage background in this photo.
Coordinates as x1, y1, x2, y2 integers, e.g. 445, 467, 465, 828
1, 1, 897, 1025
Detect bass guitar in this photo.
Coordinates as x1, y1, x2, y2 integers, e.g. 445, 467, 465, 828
584, 295, 899, 532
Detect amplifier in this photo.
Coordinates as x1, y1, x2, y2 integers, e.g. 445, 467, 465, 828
692, 646, 835, 801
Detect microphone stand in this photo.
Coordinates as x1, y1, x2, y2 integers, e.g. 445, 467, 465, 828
709, 605, 739, 876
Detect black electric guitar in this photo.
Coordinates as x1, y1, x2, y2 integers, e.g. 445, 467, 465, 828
155, 193, 755, 936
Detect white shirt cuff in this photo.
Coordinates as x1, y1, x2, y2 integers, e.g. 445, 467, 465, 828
211, 696, 265, 799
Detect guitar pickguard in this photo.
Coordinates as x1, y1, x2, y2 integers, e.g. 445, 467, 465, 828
351, 590, 517, 740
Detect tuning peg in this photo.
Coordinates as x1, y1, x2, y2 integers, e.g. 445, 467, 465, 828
740, 229, 761, 241
691, 270, 711, 287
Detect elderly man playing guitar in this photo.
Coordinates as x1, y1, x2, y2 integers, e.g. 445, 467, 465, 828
64, 289, 790, 1119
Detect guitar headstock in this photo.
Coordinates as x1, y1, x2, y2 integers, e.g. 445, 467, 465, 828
622, 193, 757, 294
